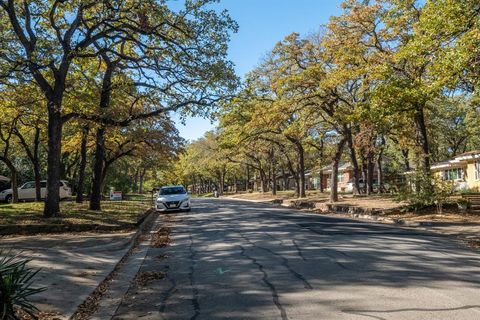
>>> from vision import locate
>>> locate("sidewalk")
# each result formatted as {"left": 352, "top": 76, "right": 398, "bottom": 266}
{"left": 0, "top": 232, "right": 136, "bottom": 319}
{"left": 0, "top": 209, "right": 157, "bottom": 320}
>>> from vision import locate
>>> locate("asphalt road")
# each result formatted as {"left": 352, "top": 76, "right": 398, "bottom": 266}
{"left": 113, "top": 198, "right": 480, "bottom": 320}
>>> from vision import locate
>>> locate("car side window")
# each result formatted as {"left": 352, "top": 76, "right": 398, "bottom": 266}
{"left": 40, "top": 182, "right": 47, "bottom": 188}
{"left": 22, "top": 182, "right": 35, "bottom": 189}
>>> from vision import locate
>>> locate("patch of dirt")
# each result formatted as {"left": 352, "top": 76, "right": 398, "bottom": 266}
{"left": 384, "top": 208, "right": 480, "bottom": 223}
{"left": 134, "top": 271, "right": 166, "bottom": 286}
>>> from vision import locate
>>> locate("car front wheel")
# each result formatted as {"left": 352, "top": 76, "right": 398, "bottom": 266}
{"left": 5, "top": 195, "right": 12, "bottom": 204}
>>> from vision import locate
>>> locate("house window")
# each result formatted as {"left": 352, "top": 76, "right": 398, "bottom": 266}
{"left": 338, "top": 172, "right": 344, "bottom": 182}
{"left": 475, "top": 162, "right": 480, "bottom": 181}
{"left": 443, "top": 168, "right": 464, "bottom": 181}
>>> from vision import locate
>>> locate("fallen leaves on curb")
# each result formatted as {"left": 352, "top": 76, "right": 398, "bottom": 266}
{"left": 151, "top": 227, "right": 171, "bottom": 248}
{"left": 69, "top": 210, "right": 157, "bottom": 320}
{"left": 134, "top": 271, "right": 166, "bottom": 286}
{"left": 16, "top": 309, "right": 63, "bottom": 320}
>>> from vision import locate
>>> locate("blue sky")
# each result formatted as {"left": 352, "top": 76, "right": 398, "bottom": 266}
{"left": 174, "top": 0, "right": 344, "bottom": 141}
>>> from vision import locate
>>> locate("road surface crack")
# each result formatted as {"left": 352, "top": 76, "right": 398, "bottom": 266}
{"left": 240, "top": 233, "right": 313, "bottom": 289}
{"left": 239, "top": 245, "right": 288, "bottom": 320}
{"left": 292, "top": 239, "right": 307, "bottom": 261}
{"left": 158, "top": 265, "right": 177, "bottom": 313}
{"left": 323, "top": 249, "right": 350, "bottom": 270}
{"left": 188, "top": 235, "right": 200, "bottom": 320}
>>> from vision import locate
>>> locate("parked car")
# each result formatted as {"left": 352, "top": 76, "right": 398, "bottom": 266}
{"left": 155, "top": 185, "right": 191, "bottom": 212}
{"left": 0, "top": 175, "right": 9, "bottom": 192}
{"left": 0, "top": 180, "right": 71, "bottom": 203}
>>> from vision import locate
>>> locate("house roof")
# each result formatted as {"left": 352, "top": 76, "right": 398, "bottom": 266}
{"left": 449, "top": 149, "right": 480, "bottom": 162}
{"left": 321, "top": 162, "right": 352, "bottom": 174}
{"left": 414, "top": 150, "right": 480, "bottom": 172}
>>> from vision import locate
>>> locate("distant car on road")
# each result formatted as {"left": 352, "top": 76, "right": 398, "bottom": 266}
{"left": 0, "top": 180, "right": 71, "bottom": 203}
{"left": 155, "top": 185, "right": 191, "bottom": 212}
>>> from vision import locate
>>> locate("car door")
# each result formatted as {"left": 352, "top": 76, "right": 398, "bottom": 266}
{"left": 18, "top": 182, "right": 35, "bottom": 200}
{"left": 40, "top": 181, "right": 47, "bottom": 199}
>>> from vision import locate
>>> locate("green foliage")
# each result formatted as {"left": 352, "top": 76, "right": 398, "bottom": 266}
{"left": 0, "top": 252, "right": 45, "bottom": 319}
{"left": 397, "top": 172, "right": 455, "bottom": 213}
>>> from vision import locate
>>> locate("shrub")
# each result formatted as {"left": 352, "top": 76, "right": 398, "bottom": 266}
{"left": 0, "top": 252, "right": 45, "bottom": 320}
{"left": 459, "top": 187, "right": 480, "bottom": 194}
{"left": 396, "top": 171, "right": 455, "bottom": 213}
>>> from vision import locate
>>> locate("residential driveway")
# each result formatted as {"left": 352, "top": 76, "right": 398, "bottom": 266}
{"left": 0, "top": 231, "right": 136, "bottom": 319}
{"left": 113, "top": 198, "right": 480, "bottom": 320}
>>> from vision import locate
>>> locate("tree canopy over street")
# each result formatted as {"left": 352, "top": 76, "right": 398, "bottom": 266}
{"left": 0, "top": 0, "right": 479, "bottom": 212}
{"left": 168, "top": 0, "right": 480, "bottom": 203}
{"left": 0, "top": 0, "right": 237, "bottom": 215}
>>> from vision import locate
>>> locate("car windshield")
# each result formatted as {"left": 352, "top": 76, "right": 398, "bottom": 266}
{"left": 160, "top": 187, "right": 186, "bottom": 195}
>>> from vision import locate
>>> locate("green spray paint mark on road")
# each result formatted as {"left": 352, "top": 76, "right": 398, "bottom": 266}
{"left": 216, "top": 267, "right": 230, "bottom": 275}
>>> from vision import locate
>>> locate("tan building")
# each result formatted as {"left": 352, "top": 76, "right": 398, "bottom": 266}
{"left": 429, "top": 150, "right": 480, "bottom": 191}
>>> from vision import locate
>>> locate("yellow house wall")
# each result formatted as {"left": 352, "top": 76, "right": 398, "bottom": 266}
{"left": 465, "top": 160, "right": 480, "bottom": 191}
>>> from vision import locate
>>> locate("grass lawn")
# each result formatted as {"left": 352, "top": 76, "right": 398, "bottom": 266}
{"left": 0, "top": 200, "right": 152, "bottom": 226}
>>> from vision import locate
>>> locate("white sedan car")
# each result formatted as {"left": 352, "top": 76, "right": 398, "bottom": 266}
{"left": 0, "top": 180, "right": 72, "bottom": 203}
{"left": 155, "top": 185, "right": 191, "bottom": 212}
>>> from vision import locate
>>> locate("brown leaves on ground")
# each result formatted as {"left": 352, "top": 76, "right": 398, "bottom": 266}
{"left": 151, "top": 227, "right": 171, "bottom": 248}
{"left": 462, "top": 238, "right": 480, "bottom": 249}
{"left": 134, "top": 271, "right": 166, "bottom": 286}
{"left": 15, "top": 309, "right": 63, "bottom": 320}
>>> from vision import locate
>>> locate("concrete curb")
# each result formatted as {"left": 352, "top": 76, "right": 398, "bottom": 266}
{"left": 88, "top": 212, "right": 162, "bottom": 320}
{"left": 69, "top": 209, "right": 158, "bottom": 320}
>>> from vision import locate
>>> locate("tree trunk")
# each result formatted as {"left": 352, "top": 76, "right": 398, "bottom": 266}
{"left": 259, "top": 169, "right": 267, "bottom": 193}
{"left": 297, "top": 143, "right": 306, "bottom": 198}
{"left": 270, "top": 150, "right": 277, "bottom": 195}
{"left": 33, "top": 161, "right": 41, "bottom": 202}
{"left": 139, "top": 168, "right": 146, "bottom": 194}
{"left": 319, "top": 169, "right": 324, "bottom": 193}
{"left": 377, "top": 136, "right": 385, "bottom": 193}
{"left": 294, "top": 170, "right": 300, "bottom": 197}
{"left": 366, "top": 156, "right": 374, "bottom": 195}
{"left": 361, "top": 159, "right": 368, "bottom": 194}
{"left": 0, "top": 157, "right": 18, "bottom": 203}
{"left": 345, "top": 126, "right": 361, "bottom": 195}
{"left": 271, "top": 163, "right": 277, "bottom": 196}
{"left": 330, "top": 138, "right": 346, "bottom": 203}
{"left": 76, "top": 125, "right": 89, "bottom": 203}
{"left": 31, "top": 127, "right": 42, "bottom": 201}
{"left": 133, "top": 169, "right": 139, "bottom": 193}
{"left": 90, "top": 127, "right": 105, "bottom": 210}
{"left": 89, "top": 61, "right": 115, "bottom": 211}
{"left": 44, "top": 105, "right": 63, "bottom": 217}
{"left": 402, "top": 149, "right": 411, "bottom": 171}
{"left": 414, "top": 106, "right": 431, "bottom": 174}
